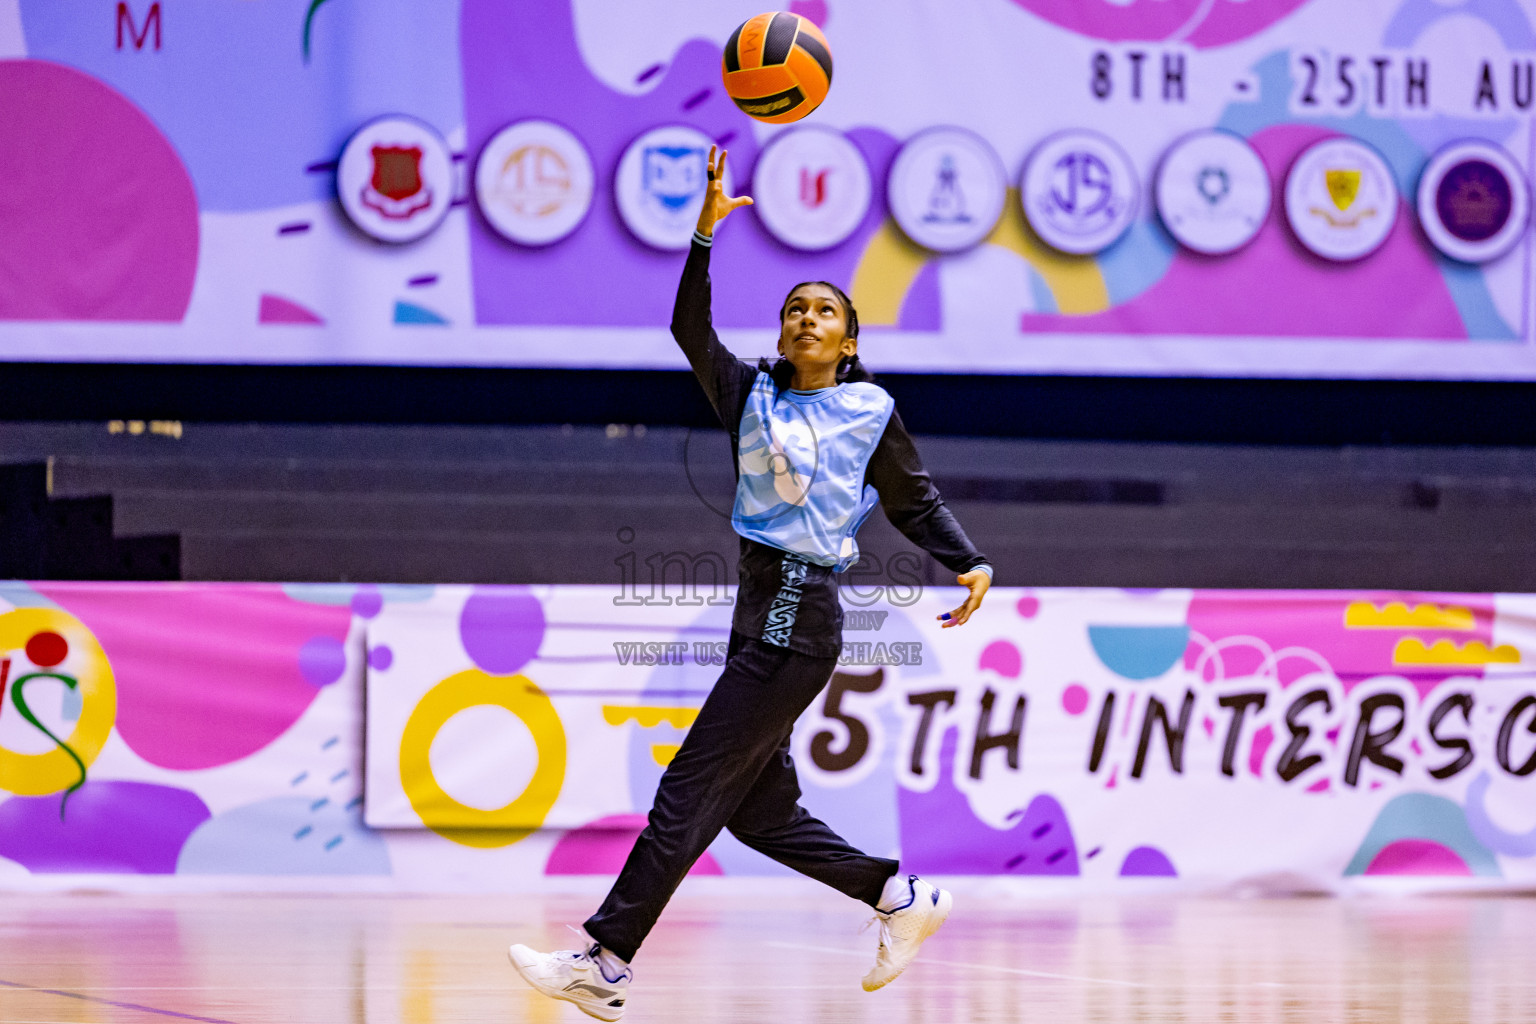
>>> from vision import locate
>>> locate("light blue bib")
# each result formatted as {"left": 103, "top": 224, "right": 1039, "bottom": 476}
{"left": 731, "top": 373, "right": 895, "bottom": 570}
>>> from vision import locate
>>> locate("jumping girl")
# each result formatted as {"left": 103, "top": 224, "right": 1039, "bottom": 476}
{"left": 509, "top": 148, "right": 993, "bottom": 1021}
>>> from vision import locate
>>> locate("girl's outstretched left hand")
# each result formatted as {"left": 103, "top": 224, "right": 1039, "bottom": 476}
{"left": 938, "top": 569, "right": 990, "bottom": 628}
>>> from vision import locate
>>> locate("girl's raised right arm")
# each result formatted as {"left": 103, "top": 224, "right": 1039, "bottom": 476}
{"left": 670, "top": 148, "right": 756, "bottom": 427}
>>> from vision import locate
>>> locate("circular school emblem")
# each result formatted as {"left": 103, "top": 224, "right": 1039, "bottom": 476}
{"left": 887, "top": 127, "right": 1007, "bottom": 253}
{"left": 1021, "top": 129, "right": 1140, "bottom": 256}
{"left": 475, "top": 120, "right": 595, "bottom": 246}
{"left": 1284, "top": 137, "right": 1398, "bottom": 262}
{"left": 1155, "top": 129, "right": 1271, "bottom": 255}
{"left": 1417, "top": 140, "right": 1529, "bottom": 264}
{"left": 752, "top": 126, "right": 872, "bottom": 252}
{"left": 615, "top": 126, "right": 729, "bottom": 251}
{"left": 337, "top": 116, "right": 455, "bottom": 244}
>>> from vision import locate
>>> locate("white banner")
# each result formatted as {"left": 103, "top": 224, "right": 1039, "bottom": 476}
{"left": 363, "top": 585, "right": 1536, "bottom": 888}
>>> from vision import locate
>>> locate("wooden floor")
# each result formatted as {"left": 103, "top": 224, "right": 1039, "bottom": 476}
{"left": 0, "top": 888, "right": 1533, "bottom": 1023}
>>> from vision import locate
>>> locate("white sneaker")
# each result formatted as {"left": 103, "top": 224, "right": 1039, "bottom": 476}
{"left": 508, "top": 942, "right": 631, "bottom": 1022}
{"left": 861, "top": 875, "right": 952, "bottom": 991}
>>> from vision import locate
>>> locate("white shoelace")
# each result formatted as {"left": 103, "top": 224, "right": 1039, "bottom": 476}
{"left": 861, "top": 912, "right": 893, "bottom": 955}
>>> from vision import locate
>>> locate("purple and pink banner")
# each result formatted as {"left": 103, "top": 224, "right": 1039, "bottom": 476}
{"left": 2, "top": 0, "right": 1535, "bottom": 379}
{"left": 0, "top": 580, "right": 1532, "bottom": 891}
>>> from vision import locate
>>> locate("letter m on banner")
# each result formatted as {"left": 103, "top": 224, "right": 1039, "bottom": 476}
{"left": 116, "top": 2, "right": 162, "bottom": 51}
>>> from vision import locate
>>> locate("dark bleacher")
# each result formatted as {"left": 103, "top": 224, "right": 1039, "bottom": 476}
{"left": 1, "top": 421, "right": 1533, "bottom": 590}
{"left": 0, "top": 461, "right": 178, "bottom": 580}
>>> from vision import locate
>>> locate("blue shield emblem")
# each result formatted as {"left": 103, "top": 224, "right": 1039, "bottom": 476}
{"left": 643, "top": 146, "right": 706, "bottom": 212}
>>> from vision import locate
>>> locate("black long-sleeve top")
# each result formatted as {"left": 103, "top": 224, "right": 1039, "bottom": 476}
{"left": 671, "top": 236, "right": 990, "bottom": 657}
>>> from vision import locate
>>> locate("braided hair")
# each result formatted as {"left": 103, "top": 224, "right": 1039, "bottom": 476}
{"left": 763, "top": 281, "right": 871, "bottom": 390}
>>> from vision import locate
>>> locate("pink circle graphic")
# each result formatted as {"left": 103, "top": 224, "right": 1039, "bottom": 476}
{"left": 0, "top": 61, "right": 198, "bottom": 321}
{"left": 1006, "top": 0, "right": 1314, "bottom": 48}
{"left": 33, "top": 583, "right": 352, "bottom": 770}
{"left": 1364, "top": 839, "right": 1472, "bottom": 877}
{"left": 978, "top": 639, "right": 1023, "bottom": 678}
{"left": 1062, "top": 684, "right": 1090, "bottom": 716}
{"left": 546, "top": 814, "right": 723, "bottom": 875}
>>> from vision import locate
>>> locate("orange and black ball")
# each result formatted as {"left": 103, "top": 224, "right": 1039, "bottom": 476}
{"left": 721, "top": 12, "right": 833, "bottom": 124}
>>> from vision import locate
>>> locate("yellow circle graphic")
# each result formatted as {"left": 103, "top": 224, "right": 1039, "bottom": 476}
{"left": 0, "top": 606, "right": 117, "bottom": 796}
{"left": 398, "top": 670, "right": 565, "bottom": 849}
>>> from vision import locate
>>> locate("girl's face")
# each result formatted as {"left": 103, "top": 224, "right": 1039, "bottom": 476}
{"left": 778, "top": 284, "right": 856, "bottom": 370}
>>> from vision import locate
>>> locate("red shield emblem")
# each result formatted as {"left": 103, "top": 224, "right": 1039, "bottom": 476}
{"left": 362, "top": 144, "right": 434, "bottom": 221}
{"left": 371, "top": 146, "right": 424, "bottom": 201}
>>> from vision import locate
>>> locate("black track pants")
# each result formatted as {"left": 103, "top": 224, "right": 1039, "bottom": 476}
{"left": 583, "top": 630, "right": 899, "bottom": 962}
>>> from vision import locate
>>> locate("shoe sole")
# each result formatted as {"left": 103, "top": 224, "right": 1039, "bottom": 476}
{"left": 862, "top": 887, "right": 953, "bottom": 992}
{"left": 508, "top": 946, "right": 625, "bottom": 1022}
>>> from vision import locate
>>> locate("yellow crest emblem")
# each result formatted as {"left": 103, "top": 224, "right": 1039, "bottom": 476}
{"left": 1325, "top": 169, "right": 1361, "bottom": 211}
